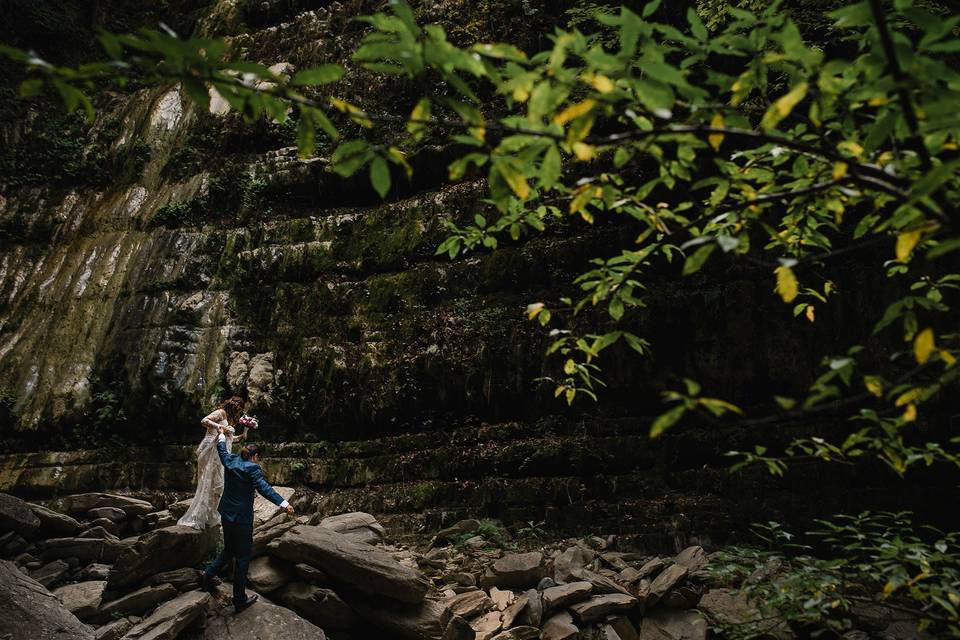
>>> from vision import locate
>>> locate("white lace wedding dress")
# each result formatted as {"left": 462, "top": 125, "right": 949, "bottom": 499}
{"left": 177, "top": 408, "right": 235, "bottom": 530}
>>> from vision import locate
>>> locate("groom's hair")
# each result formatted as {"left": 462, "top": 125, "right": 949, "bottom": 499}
{"left": 240, "top": 444, "right": 260, "bottom": 461}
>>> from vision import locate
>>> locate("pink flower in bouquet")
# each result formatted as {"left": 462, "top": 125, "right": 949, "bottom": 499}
{"left": 238, "top": 414, "right": 259, "bottom": 430}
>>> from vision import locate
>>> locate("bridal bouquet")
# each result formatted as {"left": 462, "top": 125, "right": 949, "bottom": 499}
{"left": 238, "top": 414, "right": 259, "bottom": 430}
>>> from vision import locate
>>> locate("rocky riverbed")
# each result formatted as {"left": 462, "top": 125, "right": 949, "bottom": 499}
{"left": 1, "top": 489, "right": 924, "bottom": 640}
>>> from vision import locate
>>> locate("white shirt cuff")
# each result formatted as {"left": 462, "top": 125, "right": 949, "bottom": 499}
{"left": 218, "top": 433, "right": 226, "bottom": 443}
{"left": 280, "top": 500, "right": 289, "bottom": 508}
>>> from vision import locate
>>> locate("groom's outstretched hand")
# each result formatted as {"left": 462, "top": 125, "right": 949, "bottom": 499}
{"left": 286, "top": 505, "right": 295, "bottom": 515}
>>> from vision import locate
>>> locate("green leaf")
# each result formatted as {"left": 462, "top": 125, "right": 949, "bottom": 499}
{"left": 761, "top": 82, "right": 808, "bottom": 130}
{"left": 650, "top": 405, "right": 686, "bottom": 438}
{"left": 687, "top": 7, "right": 707, "bottom": 41}
{"left": 370, "top": 156, "right": 391, "bottom": 198}
{"left": 291, "top": 64, "right": 345, "bottom": 85}
{"left": 539, "top": 144, "right": 562, "bottom": 189}
{"left": 682, "top": 244, "right": 715, "bottom": 275}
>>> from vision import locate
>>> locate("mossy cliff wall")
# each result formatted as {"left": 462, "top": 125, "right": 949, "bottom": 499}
{"left": 0, "top": 0, "right": 950, "bottom": 538}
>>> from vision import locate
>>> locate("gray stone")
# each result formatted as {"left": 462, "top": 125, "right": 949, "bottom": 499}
{"left": 471, "top": 610, "right": 502, "bottom": 640}
{"left": 673, "top": 547, "right": 707, "bottom": 573}
{"left": 87, "top": 507, "right": 127, "bottom": 523}
{"left": 319, "top": 511, "right": 385, "bottom": 545}
{"left": 247, "top": 556, "right": 294, "bottom": 594}
{"left": 274, "top": 582, "right": 358, "bottom": 630}
{"left": 502, "top": 594, "right": 528, "bottom": 628}
{"left": 542, "top": 581, "right": 593, "bottom": 610}
{"left": 648, "top": 564, "right": 688, "bottom": 605}
{"left": 0, "top": 559, "right": 93, "bottom": 639}
{"left": 55, "top": 494, "right": 154, "bottom": 517}
{"left": 252, "top": 516, "right": 298, "bottom": 556}
{"left": 637, "top": 558, "right": 666, "bottom": 579}
{"left": 31, "top": 559, "right": 71, "bottom": 587}
{"left": 79, "top": 525, "right": 119, "bottom": 540}
{"left": 267, "top": 525, "right": 429, "bottom": 603}
{"left": 520, "top": 589, "right": 542, "bottom": 626}
{"left": 553, "top": 545, "right": 596, "bottom": 582}
{"left": 446, "top": 589, "right": 494, "bottom": 618}
{"left": 252, "top": 487, "right": 295, "bottom": 527}
{"left": 166, "top": 500, "right": 191, "bottom": 519}
{"left": 121, "top": 590, "right": 209, "bottom": 639}
{"left": 30, "top": 503, "right": 82, "bottom": 536}
{"left": 488, "top": 552, "right": 546, "bottom": 589}
{"left": 541, "top": 611, "right": 579, "bottom": 640}
{"left": 145, "top": 568, "right": 201, "bottom": 591}
{"left": 81, "top": 564, "right": 113, "bottom": 581}
{"left": 294, "top": 563, "right": 327, "bottom": 583}
{"left": 95, "top": 618, "right": 134, "bottom": 640}
{"left": 350, "top": 597, "right": 457, "bottom": 640}
{"left": 141, "top": 511, "right": 176, "bottom": 530}
{"left": 567, "top": 567, "right": 632, "bottom": 596}
{"left": 96, "top": 584, "right": 178, "bottom": 622}
{"left": 569, "top": 594, "right": 638, "bottom": 624}
{"left": 203, "top": 594, "right": 327, "bottom": 639}
{"left": 490, "top": 627, "right": 539, "bottom": 640}
{"left": 107, "top": 525, "right": 218, "bottom": 589}
{"left": 537, "top": 577, "right": 556, "bottom": 590}
{"left": 607, "top": 615, "right": 640, "bottom": 640}
{"left": 639, "top": 610, "right": 707, "bottom": 640}
{"left": 0, "top": 492, "right": 41, "bottom": 536}
{"left": 698, "top": 588, "right": 792, "bottom": 640}
{"left": 54, "top": 580, "right": 107, "bottom": 621}
{"left": 43, "top": 537, "right": 129, "bottom": 563}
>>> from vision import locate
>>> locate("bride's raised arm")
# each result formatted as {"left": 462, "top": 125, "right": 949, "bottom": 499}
{"left": 201, "top": 408, "right": 226, "bottom": 431}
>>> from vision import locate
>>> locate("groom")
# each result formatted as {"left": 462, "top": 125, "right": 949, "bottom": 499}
{"left": 201, "top": 426, "right": 294, "bottom": 612}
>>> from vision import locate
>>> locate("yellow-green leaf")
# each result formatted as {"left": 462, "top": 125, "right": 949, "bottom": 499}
{"left": 496, "top": 160, "right": 531, "bottom": 200}
{"left": 864, "top": 375, "right": 883, "bottom": 398}
{"left": 650, "top": 405, "right": 686, "bottom": 439}
{"left": 761, "top": 82, "right": 808, "bottom": 130}
{"left": 775, "top": 265, "right": 799, "bottom": 303}
{"left": 554, "top": 99, "right": 596, "bottom": 125}
{"left": 914, "top": 328, "right": 935, "bottom": 364}
{"left": 896, "top": 229, "right": 922, "bottom": 262}
{"left": 708, "top": 113, "right": 724, "bottom": 151}
{"left": 526, "top": 302, "right": 544, "bottom": 319}
{"left": 832, "top": 161, "right": 848, "bottom": 180}
{"left": 572, "top": 142, "right": 595, "bottom": 161}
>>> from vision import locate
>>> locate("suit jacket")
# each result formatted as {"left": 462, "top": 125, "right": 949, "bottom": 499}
{"left": 215, "top": 438, "right": 285, "bottom": 525}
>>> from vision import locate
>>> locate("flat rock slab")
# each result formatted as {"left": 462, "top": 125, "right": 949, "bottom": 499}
{"left": 96, "top": 583, "right": 177, "bottom": 622}
{"left": 146, "top": 568, "right": 201, "bottom": 591}
{"left": 319, "top": 511, "right": 385, "bottom": 545}
{"left": 204, "top": 596, "right": 326, "bottom": 639}
{"left": 489, "top": 552, "right": 546, "bottom": 589}
{"left": 30, "top": 502, "right": 82, "bottom": 536}
{"left": 88, "top": 507, "right": 127, "bottom": 523}
{"left": 95, "top": 618, "right": 133, "bottom": 640}
{"left": 542, "top": 581, "right": 593, "bottom": 610}
{"left": 247, "top": 556, "right": 295, "bottom": 594}
{"left": 649, "top": 564, "right": 688, "bottom": 604}
{"left": 350, "top": 596, "right": 455, "bottom": 640}
{"left": 274, "top": 582, "right": 359, "bottom": 630}
{"left": 55, "top": 580, "right": 107, "bottom": 621}
{"left": 569, "top": 593, "right": 638, "bottom": 623}
{"left": 446, "top": 589, "right": 494, "bottom": 618}
{"left": 673, "top": 547, "right": 707, "bottom": 572}
{"left": 31, "top": 559, "right": 70, "bottom": 588}
{"left": 541, "top": 611, "right": 579, "bottom": 640}
{"left": 470, "top": 610, "right": 502, "bottom": 640}
{"left": 56, "top": 494, "right": 155, "bottom": 517}
{"left": 640, "top": 609, "right": 707, "bottom": 640}
{"left": 108, "top": 525, "right": 218, "bottom": 590}
{"left": 553, "top": 545, "right": 596, "bottom": 583}
{"left": 121, "top": 589, "right": 209, "bottom": 639}
{"left": 267, "top": 525, "right": 429, "bottom": 603}
{"left": 0, "top": 559, "right": 93, "bottom": 640}
{"left": 490, "top": 627, "right": 539, "bottom": 640}
{"left": 698, "top": 588, "right": 792, "bottom": 640}
{"left": 44, "top": 537, "right": 130, "bottom": 563}
{"left": 501, "top": 593, "right": 528, "bottom": 629}
{"left": 0, "top": 492, "right": 41, "bottom": 536}
{"left": 253, "top": 487, "right": 295, "bottom": 527}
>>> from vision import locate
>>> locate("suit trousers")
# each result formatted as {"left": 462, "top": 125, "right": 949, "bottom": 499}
{"left": 204, "top": 520, "right": 253, "bottom": 605}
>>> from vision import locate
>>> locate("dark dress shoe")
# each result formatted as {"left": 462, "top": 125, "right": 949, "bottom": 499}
{"left": 234, "top": 594, "right": 258, "bottom": 613}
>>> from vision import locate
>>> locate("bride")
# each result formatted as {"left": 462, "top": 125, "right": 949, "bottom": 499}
{"left": 178, "top": 395, "right": 251, "bottom": 530}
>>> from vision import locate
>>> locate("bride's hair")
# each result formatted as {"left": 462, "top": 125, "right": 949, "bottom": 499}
{"left": 219, "top": 395, "right": 245, "bottom": 426}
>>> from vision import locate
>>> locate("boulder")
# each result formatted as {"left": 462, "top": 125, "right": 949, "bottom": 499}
{"left": 0, "top": 492, "right": 41, "bottom": 536}
{"left": 55, "top": 494, "right": 154, "bottom": 517}
{"left": 108, "top": 525, "right": 218, "bottom": 589}
{"left": 274, "top": 582, "right": 359, "bottom": 630}
{"left": 446, "top": 590, "right": 494, "bottom": 618}
{"left": 520, "top": 589, "right": 542, "bottom": 626}
{"left": 648, "top": 565, "right": 688, "bottom": 605}
{"left": 319, "top": 512, "right": 385, "bottom": 545}
{"left": 267, "top": 525, "right": 429, "bottom": 603}
{"left": 203, "top": 595, "right": 327, "bottom": 639}
{"left": 87, "top": 507, "right": 127, "bottom": 524}
{"left": 43, "top": 537, "right": 129, "bottom": 563}
{"left": 542, "top": 581, "right": 593, "bottom": 610}
{"left": 553, "top": 545, "right": 596, "bottom": 582}
{"left": 428, "top": 519, "right": 480, "bottom": 549}
{"left": 146, "top": 568, "right": 201, "bottom": 591}
{"left": 30, "top": 503, "right": 82, "bottom": 536}
{"left": 253, "top": 487, "right": 295, "bottom": 527}
{"left": 31, "top": 559, "right": 71, "bottom": 588}
{"left": 489, "top": 586, "right": 512, "bottom": 610}
{"left": 541, "top": 611, "right": 579, "bottom": 640}
{"left": 81, "top": 564, "right": 113, "bottom": 581}
{"left": 121, "top": 590, "right": 209, "bottom": 639}
{"left": 94, "top": 618, "right": 133, "bottom": 640}
{"left": 487, "top": 552, "right": 546, "bottom": 589}
{"left": 569, "top": 594, "right": 638, "bottom": 624}
{"left": 698, "top": 588, "right": 792, "bottom": 640}
{"left": 673, "top": 547, "right": 707, "bottom": 573}
{"left": 490, "top": 628, "right": 539, "bottom": 640}
{"left": 567, "top": 567, "right": 632, "bottom": 596}
{"left": 639, "top": 609, "right": 707, "bottom": 640}
{"left": 470, "top": 611, "right": 502, "bottom": 640}
{"left": 54, "top": 581, "right": 107, "bottom": 621}
{"left": 252, "top": 516, "right": 298, "bottom": 556}
{"left": 294, "top": 563, "right": 328, "bottom": 583}
{"left": 141, "top": 511, "right": 176, "bottom": 530}
{"left": 79, "top": 525, "right": 119, "bottom": 540}
{"left": 607, "top": 615, "right": 640, "bottom": 640}
{"left": 349, "top": 597, "right": 462, "bottom": 640}
{"left": 167, "top": 499, "right": 191, "bottom": 519}
{"left": 636, "top": 558, "right": 666, "bottom": 579}
{"left": 501, "top": 594, "right": 528, "bottom": 629}
{"left": 247, "top": 556, "right": 294, "bottom": 594}
{"left": 0, "top": 560, "right": 93, "bottom": 639}
{"left": 95, "top": 584, "right": 178, "bottom": 621}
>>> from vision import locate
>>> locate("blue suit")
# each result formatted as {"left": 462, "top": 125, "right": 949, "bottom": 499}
{"left": 203, "top": 438, "right": 286, "bottom": 606}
